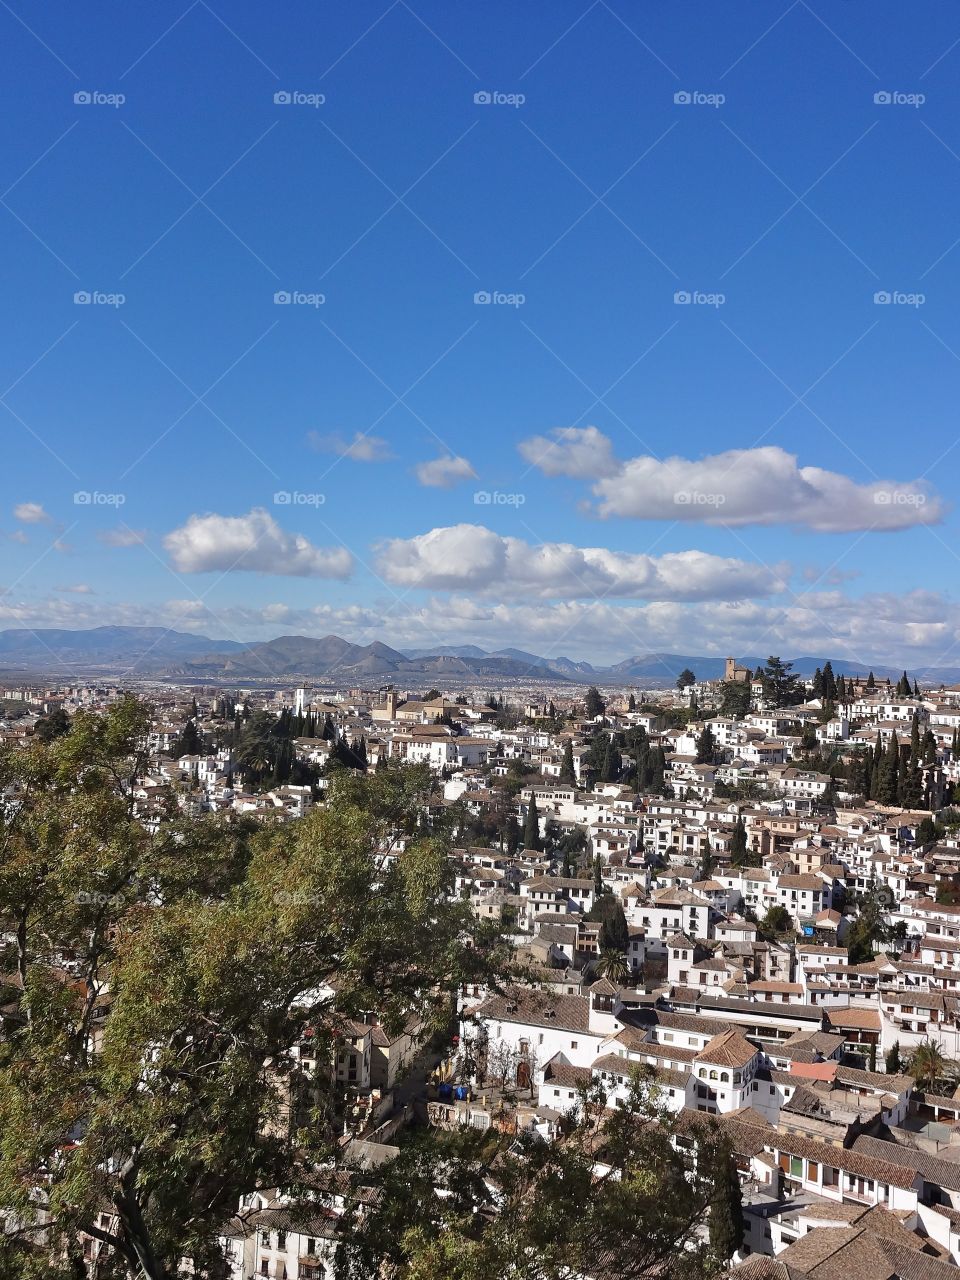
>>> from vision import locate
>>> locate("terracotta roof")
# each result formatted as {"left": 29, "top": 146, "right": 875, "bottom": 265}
{"left": 475, "top": 988, "right": 591, "bottom": 1035}
{"left": 694, "top": 1028, "right": 758, "bottom": 1069}
{"left": 823, "top": 1005, "right": 881, "bottom": 1031}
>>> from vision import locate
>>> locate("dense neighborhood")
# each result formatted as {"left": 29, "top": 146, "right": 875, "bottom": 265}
{"left": 8, "top": 655, "right": 960, "bottom": 1278}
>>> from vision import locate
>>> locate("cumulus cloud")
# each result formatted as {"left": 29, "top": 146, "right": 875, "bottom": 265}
{"left": 8, "top": 530, "right": 28, "bottom": 545}
{"left": 55, "top": 584, "right": 94, "bottom": 594}
{"left": 307, "top": 430, "right": 392, "bottom": 462}
{"left": 98, "top": 527, "right": 147, "bottom": 547}
{"left": 591, "top": 442, "right": 943, "bottom": 531}
{"left": 375, "top": 524, "right": 785, "bottom": 601}
{"left": 13, "top": 502, "right": 51, "bottom": 524}
{"left": 163, "top": 508, "right": 353, "bottom": 578}
{"left": 517, "top": 426, "right": 618, "bottom": 478}
{"left": 413, "top": 454, "right": 476, "bottom": 488}
{"left": 519, "top": 431, "right": 943, "bottom": 531}
{"left": 3, "top": 583, "right": 960, "bottom": 669}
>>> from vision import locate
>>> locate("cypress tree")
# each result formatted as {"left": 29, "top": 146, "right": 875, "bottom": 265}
{"left": 730, "top": 816, "right": 748, "bottom": 865}
{"left": 709, "top": 1143, "right": 745, "bottom": 1263}
{"left": 559, "top": 740, "right": 576, "bottom": 785}
{"left": 524, "top": 796, "right": 542, "bottom": 851}
{"left": 822, "top": 660, "right": 836, "bottom": 700}
{"left": 878, "top": 731, "right": 900, "bottom": 804}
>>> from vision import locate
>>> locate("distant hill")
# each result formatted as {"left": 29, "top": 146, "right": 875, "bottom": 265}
{"left": 1, "top": 626, "right": 958, "bottom": 687}
{"left": 0, "top": 626, "right": 244, "bottom": 672}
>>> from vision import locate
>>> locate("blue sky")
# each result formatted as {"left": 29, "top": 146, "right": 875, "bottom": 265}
{"left": 3, "top": 1, "right": 960, "bottom": 667}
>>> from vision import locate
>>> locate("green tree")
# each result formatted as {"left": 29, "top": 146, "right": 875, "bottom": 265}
{"left": 877, "top": 730, "right": 900, "bottom": 805}
{"left": 707, "top": 1139, "right": 745, "bottom": 1263}
{"left": 676, "top": 668, "right": 695, "bottom": 690}
{"left": 695, "top": 725, "right": 716, "bottom": 764}
{"left": 594, "top": 949, "right": 630, "bottom": 984}
{"left": 0, "top": 706, "right": 496, "bottom": 1280}
{"left": 33, "top": 705, "right": 71, "bottom": 743}
{"left": 341, "top": 1078, "right": 740, "bottom": 1280}
{"left": 559, "top": 739, "right": 576, "bottom": 785}
{"left": 523, "top": 795, "right": 542, "bottom": 851}
{"left": 730, "top": 816, "right": 748, "bottom": 865}
{"left": 587, "top": 893, "right": 630, "bottom": 952}
{"left": 885, "top": 1041, "right": 903, "bottom": 1075}
{"left": 172, "top": 718, "right": 202, "bottom": 757}
{"left": 821, "top": 660, "right": 837, "bottom": 700}
{"left": 760, "top": 656, "right": 803, "bottom": 708}
{"left": 584, "top": 686, "right": 606, "bottom": 719}
{"left": 719, "top": 681, "right": 751, "bottom": 719}
{"left": 758, "top": 905, "right": 792, "bottom": 939}
{"left": 908, "top": 1039, "right": 954, "bottom": 1092}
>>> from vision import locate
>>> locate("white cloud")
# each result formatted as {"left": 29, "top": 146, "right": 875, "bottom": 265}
{"left": 413, "top": 455, "right": 476, "bottom": 488}
{"left": 3, "top": 585, "right": 960, "bottom": 670}
{"left": 517, "top": 426, "right": 618, "bottom": 478}
{"left": 589, "top": 442, "right": 943, "bottom": 531}
{"left": 8, "top": 530, "right": 28, "bottom": 545}
{"left": 375, "top": 524, "right": 786, "bottom": 601}
{"left": 518, "top": 432, "right": 943, "bottom": 531}
{"left": 13, "top": 502, "right": 51, "bottom": 524}
{"left": 163, "top": 508, "right": 353, "bottom": 578}
{"left": 98, "top": 527, "right": 147, "bottom": 547}
{"left": 55, "top": 584, "right": 94, "bottom": 594}
{"left": 307, "top": 430, "right": 392, "bottom": 462}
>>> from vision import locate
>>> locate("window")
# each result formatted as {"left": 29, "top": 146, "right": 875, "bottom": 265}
{"left": 570, "top": 1040, "right": 578, "bottom": 1050}
{"left": 277, "top": 1230, "right": 286, "bottom": 1250}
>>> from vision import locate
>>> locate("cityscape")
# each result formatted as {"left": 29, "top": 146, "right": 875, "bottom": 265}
{"left": 4, "top": 3, "right": 960, "bottom": 1280}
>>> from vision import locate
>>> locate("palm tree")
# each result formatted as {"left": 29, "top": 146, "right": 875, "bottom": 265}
{"left": 594, "top": 949, "right": 629, "bottom": 985}
{"left": 909, "top": 1039, "right": 952, "bottom": 1091}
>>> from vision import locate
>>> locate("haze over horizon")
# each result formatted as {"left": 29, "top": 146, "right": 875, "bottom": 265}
{"left": 4, "top": 3, "right": 960, "bottom": 668}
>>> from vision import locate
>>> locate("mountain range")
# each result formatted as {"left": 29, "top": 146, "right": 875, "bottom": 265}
{"left": 0, "top": 626, "right": 957, "bottom": 687}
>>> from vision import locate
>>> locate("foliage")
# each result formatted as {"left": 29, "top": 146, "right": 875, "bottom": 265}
{"left": 719, "top": 681, "right": 750, "bottom": 719}
{"left": 586, "top": 894, "right": 629, "bottom": 952}
{"left": 758, "top": 905, "right": 793, "bottom": 940}
{"left": 758, "top": 656, "right": 803, "bottom": 709}
{"left": 583, "top": 687, "right": 606, "bottom": 719}
{"left": 338, "top": 1075, "right": 737, "bottom": 1280}
{"left": 0, "top": 703, "right": 498, "bottom": 1280}
{"left": 908, "top": 1039, "right": 959, "bottom": 1093}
